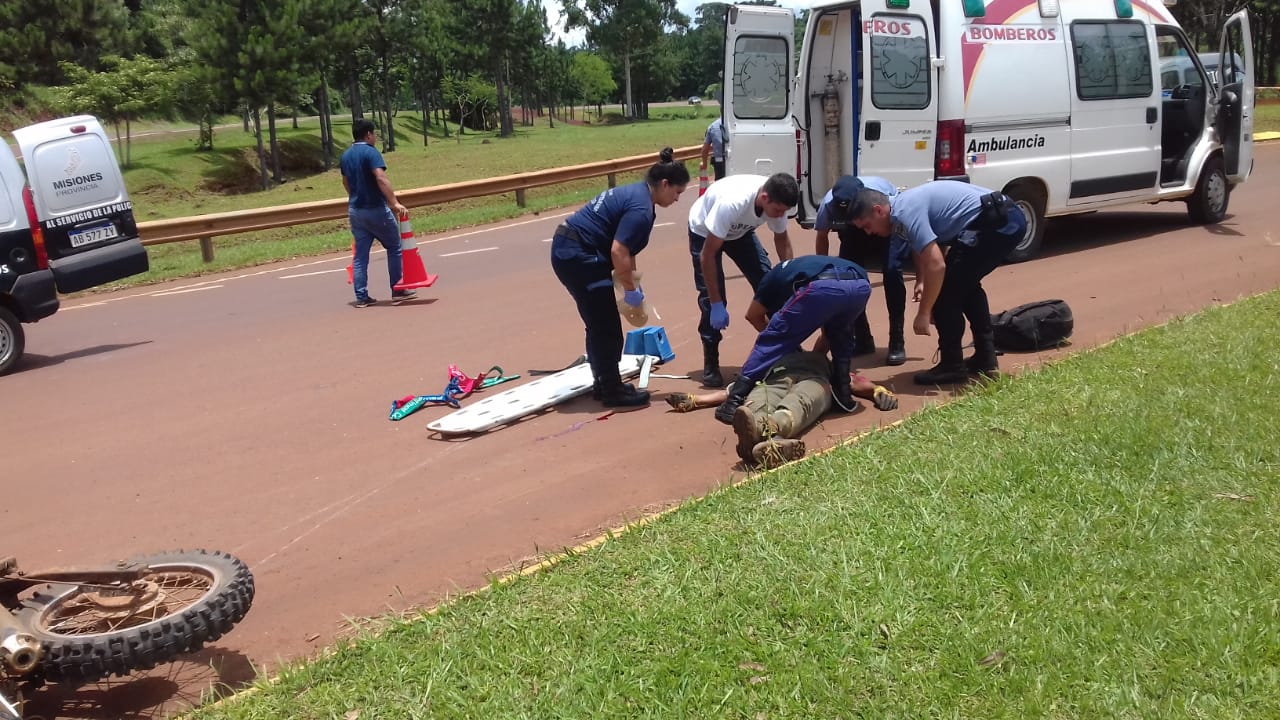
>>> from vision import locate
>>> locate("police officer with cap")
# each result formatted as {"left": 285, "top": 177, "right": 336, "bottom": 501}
{"left": 814, "top": 175, "right": 911, "bottom": 365}
{"left": 714, "top": 255, "right": 872, "bottom": 424}
{"left": 848, "top": 180, "right": 1025, "bottom": 385}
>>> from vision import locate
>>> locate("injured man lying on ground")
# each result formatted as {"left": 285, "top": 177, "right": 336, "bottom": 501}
{"left": 665, "top": 349, "right": 898, "bottom": 468}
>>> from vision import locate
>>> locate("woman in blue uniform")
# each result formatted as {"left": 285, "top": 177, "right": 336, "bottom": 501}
{"left": 551, "top": 148, "right": 690, "bottom": 407}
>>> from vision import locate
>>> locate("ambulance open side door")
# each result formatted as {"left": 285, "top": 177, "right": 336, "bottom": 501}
{"left": 1218, "top": 10, "right": 1254, "bottom": 182}
{"left": 724, "top": 5, "right": 796, "bottom": 177}
{"left": 855, "top": 6, "right": 938, "bottom": 188}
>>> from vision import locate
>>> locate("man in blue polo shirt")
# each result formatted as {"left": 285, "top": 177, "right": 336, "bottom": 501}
{"left": 340, "top": 118, "right": 413, "bottom": 308}
{"left": 849, "top": 180, "right": 1025, "bottom": 384}
{"left": 714, "top": 255, "right": 872, "bottom": 424}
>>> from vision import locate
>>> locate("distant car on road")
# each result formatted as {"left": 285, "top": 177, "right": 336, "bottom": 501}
{"left": 688, "top": 96, "right": 702, "bottom": 105}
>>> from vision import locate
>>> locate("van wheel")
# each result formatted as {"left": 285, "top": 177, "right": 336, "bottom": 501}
{"left": 1003, "top": 183, "right": 1047, "bottom": 263}
{"left": 0, "top": 306, "right": 24, "bottom": 376}
{"left": 1187, "top": 157, "right": 1229, "bottom": 224}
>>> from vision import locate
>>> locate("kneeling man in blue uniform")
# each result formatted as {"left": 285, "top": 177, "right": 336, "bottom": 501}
{"left": 714, "top": 255, "right": 873, "bottom": 424}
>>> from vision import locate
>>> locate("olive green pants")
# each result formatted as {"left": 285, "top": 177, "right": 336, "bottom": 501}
{"left": 743, "top": 351, "right": 832, "bottom": 438}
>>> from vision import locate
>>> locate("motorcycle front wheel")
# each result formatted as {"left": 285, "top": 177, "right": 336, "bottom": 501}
{"left": 18, "top": 549, "right": 255, "bottom": 684}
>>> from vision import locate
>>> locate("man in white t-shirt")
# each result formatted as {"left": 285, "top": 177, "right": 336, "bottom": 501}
{"left": 687, "top": 172, "right": 799, "bottom": 387}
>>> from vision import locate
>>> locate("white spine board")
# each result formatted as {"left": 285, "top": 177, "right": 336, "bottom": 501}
{"left": 427, "top": 354, "right": 658, "bottom": 436}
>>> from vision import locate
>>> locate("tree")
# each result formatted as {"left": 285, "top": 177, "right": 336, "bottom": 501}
{"left": 572, "top": 51, "right": 616, "bottom": 119}
{"left": 563, "top": 0, "right": 687, "bottom": 119}
{"left": 0, "top": 0, "right": 130, "bottom": 89}
{"left": 55, "top": 55, "right": 170, "bottom": 166}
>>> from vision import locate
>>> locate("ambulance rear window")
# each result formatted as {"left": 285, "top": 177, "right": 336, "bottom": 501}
{"left": 732, "top": 35, "right": 791, "bottom": 120}
{"left": 29, "top": 134, "right": 124, "bottom": 214}
{"left": 868, "top": 14, "right": 931, "bottom": 110}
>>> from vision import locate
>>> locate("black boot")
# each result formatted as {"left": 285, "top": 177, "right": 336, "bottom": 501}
{"left": 830, "top": 357, "right": 858, "bottom": 412}
{"left": 714, "top": 375, "right": 755, "bottom": 424}
{"left": 702, "top": 342, "right": 723, "bottom": 388}
{"left": 598, "top": 381, "right": 650, "bottom": 407}
{"left": 592, "top": 381, "right": 634, "bottom": 400}
{"left": 965, "top": 331, "right": 1000, "bottom": 377}
{"left": 886, "top": 330, "right": 907, "bottom": 366}
{"left": 913, "top": 347, "right": 969, "bottom": 385}
{"left": 852, "top": 313, "right": 876, "bottom": 356}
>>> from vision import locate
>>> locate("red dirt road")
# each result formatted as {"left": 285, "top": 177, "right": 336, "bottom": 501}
{"left": 6, "top": 145, "right": 1280, "bottom": 718}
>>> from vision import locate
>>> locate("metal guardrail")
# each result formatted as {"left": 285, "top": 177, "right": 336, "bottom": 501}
{"left": 136, "top": 145, "right": 703, "bottom": 261}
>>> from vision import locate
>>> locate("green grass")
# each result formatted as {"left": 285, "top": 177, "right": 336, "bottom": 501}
{"left": 105, "top": 107, "right": 719, "bottom": 290}
{"left": 194, "top": 292, "right": 1280, "bottom": 719}
{"left": 1255, "top": 101, "right": 1280, "bottom": 133}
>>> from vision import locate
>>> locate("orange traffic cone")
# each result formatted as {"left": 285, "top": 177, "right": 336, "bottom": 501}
{"left": 345, "top": 241, "right": 355, "bottom": 284}
{"left": 394, "top": 212, "right": 437, "bottom": 291}
{"left": 698, "top": 167, "right": 710, "bottom": 197}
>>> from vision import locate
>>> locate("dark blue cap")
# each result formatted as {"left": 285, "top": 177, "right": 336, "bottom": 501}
{"left": 830, "top": 175, "right": 864, "bottom": 220}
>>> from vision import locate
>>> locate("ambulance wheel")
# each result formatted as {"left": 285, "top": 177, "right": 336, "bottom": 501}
{"left": 1003, "top": 183, "right": 1046, "bottom": 263}
{"left": 0, "top": 306, "right": 24, "bottom": 376}
{"left": 1187, "top": 157, "right": 1229, "bottom": 224}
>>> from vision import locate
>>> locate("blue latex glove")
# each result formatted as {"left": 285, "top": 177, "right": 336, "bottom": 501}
{"left": 710, "top": 302, "right": 730, "bottom": 330}
{"left": 623, "top": 287, "right": 645, "bottom": 308}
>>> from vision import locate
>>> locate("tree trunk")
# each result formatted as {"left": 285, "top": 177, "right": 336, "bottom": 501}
{"left": 253, "top": 108, "right": 269, "bottom": 192}
{"left": 623, "top": 50, "right": 634, "bottom": 119}
{"left": 383, "top": 68, "right": 396, "bottom": 152}
{"left": 125, "top": 115, "right": 132, "bottom": 167}
{"left": 268, "top": 103, "right": 282, "bottom": 184}
{"left": 292, "top": 107, "right": 299, "bottom": 130}
{"left": 113, "top": 121, "right": 123, "bottom": 164}
{"left": 319, "top": 76, "right": 333, "bottom": 169}
{"left": 242, "top": 109, "right": 250, "bottom": 133}
{"left": 496, "top": 60, "right": 513, "bottom": 137}
{"left": 349, "top": 68, "right": 363, "bottom": 118}
{"left": 198, "top": 112, "right": 213, "bottom": 151}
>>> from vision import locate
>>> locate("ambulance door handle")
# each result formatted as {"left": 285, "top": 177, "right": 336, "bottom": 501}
{"left": 864, "top": 121, "right": 881, "bottom": 141}
{"left": 1146, "top": 107, "right": 1158, "bottom": 124}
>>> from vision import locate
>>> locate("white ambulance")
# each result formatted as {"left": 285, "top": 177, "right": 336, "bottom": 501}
{"left": 723, "top": 0, "right": 1255, "bottom": 261}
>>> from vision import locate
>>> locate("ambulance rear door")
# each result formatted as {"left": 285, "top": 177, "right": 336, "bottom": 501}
{"left": 723, "top": 5, "right": 797, "bottom": 177}
{"left": 856, "top": 3, "right": 938, "bottom": 187}
{"left": 1218, "top": 10, "right": 1254, "bottom": 182}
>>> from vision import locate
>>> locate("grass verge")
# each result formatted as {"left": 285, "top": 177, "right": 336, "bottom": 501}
{"left": 193, "top": 292, "right": 1280, "bottom": 719}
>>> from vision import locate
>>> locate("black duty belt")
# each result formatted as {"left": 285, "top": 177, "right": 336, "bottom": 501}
{"left": 555, "top": 224, "right": 582, "bottom": 242}
{"left": 812, "top": 268, "right": 863, "bottom": 282}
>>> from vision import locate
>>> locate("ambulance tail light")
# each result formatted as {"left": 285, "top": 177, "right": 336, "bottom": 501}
{"left": 21, "top": 186, "right": 49, "bottom": 269}
{"left": 935, "top": 119, "right": 966, "bottom": 177}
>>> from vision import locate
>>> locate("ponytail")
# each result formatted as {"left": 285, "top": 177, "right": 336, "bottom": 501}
{"left": 646, "top": 146, "right": 691, "bottom": 187}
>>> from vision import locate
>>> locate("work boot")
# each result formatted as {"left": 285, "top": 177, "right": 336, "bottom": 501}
{"left": 831, "top": 358, "right": 858, "bottom": 412}
{"left": 714, "top": 375, "right": 755, "bottom": 424}
{"left": 769, "top": 408, "right": 796, "bottom": 438}
{"left": 592, "top": 381, "right": 634, "bottom": 401}
{"left": 886, "top": 329, "right": 907, "bottom": 366}
{"left": 853, "top": 313, "right": 876, "bottom": 356}
{"left": 702, "top": 342, "right": 723, "bottom": 388}
{"left": 913, "top": 348, "right": 969, "bottom": 385}
{"left": 965, "top": 331, "right": 1000, "bottom": 377}
{"left": 598, "top": 382, "right": 650, "bottom": 407}
{"left": 732, "top": 405, "right": 767, "bottom": 463}
{"left": 752, "top": 438, "right": 806, "bottom": 469}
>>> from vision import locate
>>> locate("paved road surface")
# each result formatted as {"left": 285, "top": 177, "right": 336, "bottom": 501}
{"left": 7, "top": 144, "right": 1279, "bottom": 718}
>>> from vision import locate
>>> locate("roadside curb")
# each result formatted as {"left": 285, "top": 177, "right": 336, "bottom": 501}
{"left": 1258, "top": 131, "right": 1280, "bottom": 142}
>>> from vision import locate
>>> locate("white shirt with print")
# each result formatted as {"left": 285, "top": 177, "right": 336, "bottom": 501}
{"left": 688, "top": 174, "right": 789, "bottom": 241}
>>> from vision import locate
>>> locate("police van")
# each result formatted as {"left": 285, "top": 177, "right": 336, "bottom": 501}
{"left": 0, "top": 115, "right": 149, "bottom": 374}
{"left": 723, "top": 0, "right": 1255, "bottom": 261}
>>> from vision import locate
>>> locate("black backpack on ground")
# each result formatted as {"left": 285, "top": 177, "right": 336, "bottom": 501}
{"left": 990, "top": 299, "right": 1074, "bottom": 352}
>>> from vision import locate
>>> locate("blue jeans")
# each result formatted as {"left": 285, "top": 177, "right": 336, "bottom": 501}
{"left": 349, "top": 205, "right": 403, "bottom": 300}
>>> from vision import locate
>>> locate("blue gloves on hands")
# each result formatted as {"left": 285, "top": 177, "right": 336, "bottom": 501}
{"left": 710, "top": 302, "right": 730, "bottom": 330}
{"left": 623, "top": 287, "right": 645, "bottom": 308}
